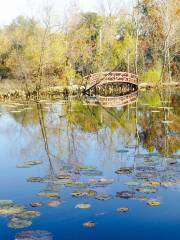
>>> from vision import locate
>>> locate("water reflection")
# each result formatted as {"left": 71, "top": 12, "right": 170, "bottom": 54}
{"left": 0, "top": 89, "right": 180, "bottom": 239}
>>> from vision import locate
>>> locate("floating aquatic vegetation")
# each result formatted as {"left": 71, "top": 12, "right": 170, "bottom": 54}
{"left": 83, "top": 221, "right": 96, "bottom": 228}
{"left": 85, "top": 189, "right": 97, "bottom": 197}
{"left": 77, "top": 166, "right": 97, "bottom": 171}
{"left": 125, "top": 145, "right": 137, "bottom": 149}
{"left": 30, "top": 202, "right": 44, "bottom": 208}
{"left": 144, "top": 181, "right": 161, "bottom": 187}
{"left": 147, "top": 200, "right": 160, "bottom": 206}
{"left": 65, "top": 181, "right": 87, "bottom": 188}
{"left": 0, "top": 200, "right": 14, "bottom": 206}
{"left": 116, "top": 149, "right": 129, "bottom": 153}
{"left": 37, "top": 191, "right": 59, "bottom": 199}
{"left": 81, "top": 170, "right": 103, "bottom": 176}
{"left": 136, "top": 172, "right": 157, "bottom": 179}
{"left": 50, "top": 178, "right": 70, "bottom": 185}
{"left": 75, "top": 203, "right": 91, "bottom": 209}
{"left": 25, "top": 160, "right": 43, "bottom": 165}
{"left": 117, "top": 207, "right": 129, "bottom": 213}
{"left": 14, "top": 210, "right": 41, "bottom": 219}
{"left": 17, "top": 160, "right": 43, "bottom": 168}
{"left": 136, "top": 186, "right": 157, "bottom": 194}
{"left": 71, "top": 189, "right": 97, "bottom": 197}
{"left": 48, "top": 200, "right": 64, "bottom": 207}
{"left": 89, "top": 178, "right": 113, "bottom": 186}
{"left": 133, "top": 196, "right": 150, "bottom": 202}
{"left": 8, "top": 218, "right": 32, "bottom": 229}
{"left": 161, "top": 181, "right": 176, "bottom": 187}
{"left": 95, "top": 194, "right": 112, "bottom": 201}
{"left": 125, "top": 181, "right": 141, "bottom": 187}
{"left": 15, "top": 230, "right": 53, "bottom": 240}
{"left": 135, "top": 153, "right": 160, "bottom": 158}
{"left": 16, "top": 164, "right": 32, "bottom": 169}
{"left": 27, "top": 177, "right": 44, "bottom": 183}
{"left": 116, "top": 191, "right": 135, "bottom": 199}
{"left": 0, "top": 205, "right": 25, "bottom": 215}
{"left": 56, "top": 174, "right": 71, "bottom": 180}
{"left": 115, "top": 167, "right": 133, "bottom": 175}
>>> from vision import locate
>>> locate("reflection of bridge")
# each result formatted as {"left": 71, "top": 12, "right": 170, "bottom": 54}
{"left": 85, "top": 71, "right": 138, "bottom": 92}
{"left": 85, "top": 91, "right": 138, "bottom": 108}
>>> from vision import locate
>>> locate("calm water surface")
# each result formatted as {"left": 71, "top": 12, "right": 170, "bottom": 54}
{"left": 0, "top": 89, "right": 180, "bottom": 240}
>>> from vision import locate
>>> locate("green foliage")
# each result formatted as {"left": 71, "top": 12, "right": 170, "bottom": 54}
{"left": 141, "top": 68, "right": 161, "bottom": 84}
{"left": 0, "top": 1, "right": 179, "bottom": 87}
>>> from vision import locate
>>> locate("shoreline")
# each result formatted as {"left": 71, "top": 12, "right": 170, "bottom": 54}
{"left": 0, "top": 82, "right": 179, "bottom": 102}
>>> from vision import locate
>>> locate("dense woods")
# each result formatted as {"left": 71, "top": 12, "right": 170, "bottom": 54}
{"left": 0, "top": 0, "right": 179, "bottom": 92}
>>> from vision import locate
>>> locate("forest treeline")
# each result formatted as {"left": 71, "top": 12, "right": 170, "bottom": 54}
{"left": 0, "top": 0, "right": 179, "bottom": 91}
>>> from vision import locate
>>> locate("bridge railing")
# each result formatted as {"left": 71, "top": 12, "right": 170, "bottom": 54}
{"left": 85, "top": 71, "right": 138, "bottom": 89}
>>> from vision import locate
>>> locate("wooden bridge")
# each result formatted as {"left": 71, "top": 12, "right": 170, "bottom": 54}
{"left": 85, "top": 71, "right": 138, "bottom": 92}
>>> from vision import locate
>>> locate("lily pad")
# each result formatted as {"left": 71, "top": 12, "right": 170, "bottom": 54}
{"left": 56, "top": 174, "right": 71, "bottom": 180}
{"left": 81, "top": 170, "right": 103, "bottom": 176}
{"left": 30, "top": 202, "right": 44, "bottom": 208}
{"left": 77, "top": 166, "right": 97, "bottom": 171}
{"left": 8, "top": 218, "right": 32, "bottom": 229}
{"left": 0, "top": 205, "right": 25, "bottom": 215}
{"left": 144, "top": 181, "right": 160, "bottom": 186}
{"left": 37, "top": 191, "right": 59, "bottom": 199}
{"left": 161, "top": 181, "right": 175, "bottom": 187}
{"left": 116, "top": 149, "right": 129, "bottom": 153}
{"left": 95, "top": 194, "right": 112, "bottom": 201}
{"left": 14, "top": 210, "right": 41, "bottom": 219}
{"left": 71, "top": 189, "right": 97, "bottom": 197}
{"left": 83, "top": 221, "right": 96, "bottom": 228}
{"left": 15, "top": 230, "right": 53, "bottom": 240}
{"left": 147, "top": 200, "right": 161, "bottom": 206}
{"left": 17, "top": 160, "right": 43, "bottom": 168}
{"left": 136, "top": 186, "right": 157, "bottom": 194}
{"left": 125, "top": 181, "right": 141, "bottom": 186}
{"left": 117, "top": 207, "right": 129, "bottom": 213}
{"left": 27, "top": 177, "right": 44, "bottom": 183}
{"left": 0, "top": 200, "right": 14, "bottom": 206}
{"left": 25, "top": 160, "right": 43, "bottom": 165}
{"left": 116, "top": 191, "right": 135, "bottom": 199}
{"left": 16, "top": 164, "right": 32, "bottom": 169}
{"left": 133, "top": 196, "right": 150, "bottom": 202}
{"left": 89, "top": 178, "right": 113, "bottom": 186}
{"left": 115, "top": 167, "right": 133, "bottom": 175}
{"left": 65, "top": 181, "right": 87, "bottom": 188}
{"left": 85, "top": 189, "right": 97, "bottom": 197}
{"left": 75, "top": 203, "right": 91, "bottom": 209}
{"left": 136, "top": 172, "right": 157, "bottom": 179}
{"left": 48, "top": 200, "right": 64, "bottom": 207}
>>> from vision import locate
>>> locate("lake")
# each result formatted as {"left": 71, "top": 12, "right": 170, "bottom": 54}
{"left": 0, "top": 89, "right": 180, "bottom": 240}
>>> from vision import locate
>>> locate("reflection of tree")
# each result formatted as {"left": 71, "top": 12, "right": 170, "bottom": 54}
{"left": 138, "top": 91, "right": 180, "bottom": 157}
{"left": 9, "top": 89, "right": 180, "bottom": 164}
{"left": 36, "top": 103, "right": 55, "bottom": 175}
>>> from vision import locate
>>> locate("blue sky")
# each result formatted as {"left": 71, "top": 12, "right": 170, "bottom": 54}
{"left": 0, "top": 0, "right": 134, "bottom": 26}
